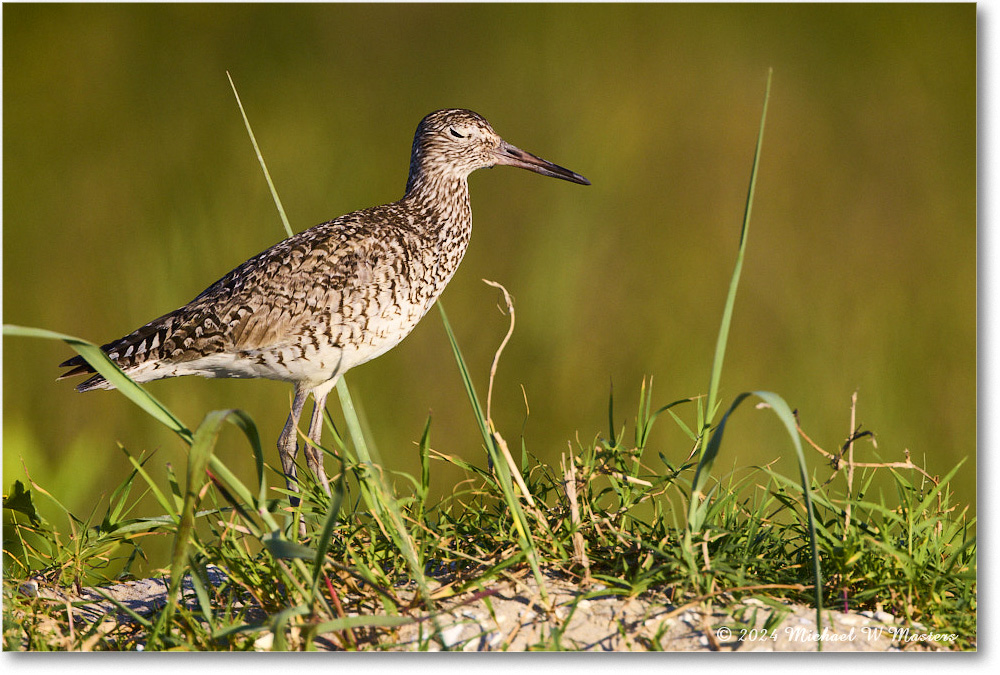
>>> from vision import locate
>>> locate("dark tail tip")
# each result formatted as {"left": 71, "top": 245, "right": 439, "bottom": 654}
{"left": 57, "top": 355, "right": 106, "bottom": 391}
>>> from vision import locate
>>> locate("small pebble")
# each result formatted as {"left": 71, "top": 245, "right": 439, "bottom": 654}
{"left": 254, "top": 633, "right": 274, "bottom": 651}
{"left": 440, "top": 624, "right": 466, "bottom": 647}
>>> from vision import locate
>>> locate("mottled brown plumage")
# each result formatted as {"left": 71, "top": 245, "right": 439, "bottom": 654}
{"left": 60, "top": 108, "right": 589, "bottom": 498}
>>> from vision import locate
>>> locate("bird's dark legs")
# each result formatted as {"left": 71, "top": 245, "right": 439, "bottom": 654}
{"left": 278, "top": 382, "right": 334, "bottom": 508}
{"left": 278, "top": 384, "right": 310, "bottom": 504}
{"left": 305, "top": 389, "right": 332, "bottom": 497}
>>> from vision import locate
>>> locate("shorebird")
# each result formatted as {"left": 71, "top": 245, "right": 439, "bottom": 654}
{"left": 59, "top": 108, "right": 589, "bottom": 500}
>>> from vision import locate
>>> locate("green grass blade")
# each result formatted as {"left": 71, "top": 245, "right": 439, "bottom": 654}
{"left": 218, "top": 408, "right": 267, "bottom": 505}
{"left": 312, "top": 614, "right": 417, "bottom": 634}
{"left": 160, "top": 409, "right": 232, "bottom": 638}
{"left": 751, "top": 390, "right": 822, "bottom": 638}
{"left": 4, "top": 324, "right": 193, "bottom": 444}
{"left": 417, "top": 415, "right": 433, "bottom": 514}
{"left": 122, "top": 448, "right": 180, "bottom": 520}
{"left": 435, "top": 303, "right": 490, "bottom": 444}
{"left": 263, "top": 532, "right": 316, "bottom": 559}
{"left": 687, "top": 392, "right": 751, "bottom": 530}
{"left": 608, "top": 380, "right": 616, "bottom": 447}
{"left": 639, "top": 396, "right": 695, "bottom": 449}
{"left": 187, "top": 560, "right": 215, "bottom": 628}
{"left": 703, "top": 69, "right": 772, "bottom": 437}
{"left": 104, "top": 458, "right": 143, "bottom": 526}
{"left": 435, "top": 301, "right": 547, "bottom": 602}
{"left": 686, "top": 389, "right": 824, "bottom": 648}
{"left": 336, "top": 377, "right": 375, "bottom": 467}
{"left": 226, "top": 72, "right": 293, "bottom": 239}
{"left": 310, "top": 473, "right": 345, "bottom": 600}
{"left": 4, "top": 480, "right": 43, "bottom": 526}
{"left": 335, "top": 378, "right": 436, "bottom": 616}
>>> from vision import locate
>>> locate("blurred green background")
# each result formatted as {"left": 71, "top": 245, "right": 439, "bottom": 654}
{"left": 4, "top": 3, "right": 976, "bottom": 543}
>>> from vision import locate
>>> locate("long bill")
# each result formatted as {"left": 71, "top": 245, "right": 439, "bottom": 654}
{"left": 493, "top": 140, "right": 590, "bottom": 185}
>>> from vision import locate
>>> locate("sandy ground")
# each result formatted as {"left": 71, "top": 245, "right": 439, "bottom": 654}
{"left": 19, "top": 565, "right": 962, "bottom": 652}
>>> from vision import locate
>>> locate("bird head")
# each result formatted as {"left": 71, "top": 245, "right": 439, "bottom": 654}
{"left": 407, "top": 109, "right": 590, "bottom": 191}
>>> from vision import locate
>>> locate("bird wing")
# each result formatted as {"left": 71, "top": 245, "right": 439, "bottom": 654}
{"left": 58, "top": 207, "right": 415, "bottom": 387}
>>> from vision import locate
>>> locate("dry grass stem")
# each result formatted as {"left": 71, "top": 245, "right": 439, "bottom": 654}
{"left": 560, "top": 452, "right": 591, "bottom": 578}
{"left": 795, "top": 395, "right": 937, "bottom": 485}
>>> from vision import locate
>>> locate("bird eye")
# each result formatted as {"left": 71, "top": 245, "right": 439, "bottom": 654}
{"left": 449, "top": 127, "right": 466, "bottom": 139}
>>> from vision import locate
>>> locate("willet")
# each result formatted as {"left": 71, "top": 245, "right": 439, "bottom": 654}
{"left": 60, "top": 108, "right": 589, "bottom": 500}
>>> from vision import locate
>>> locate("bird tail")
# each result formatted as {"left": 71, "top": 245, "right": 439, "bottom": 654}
{"left": 57, "top": 317, "right": 173, "bottom": 392}
{"left": 57, "top": 354, "right": 114, "bottom": 392}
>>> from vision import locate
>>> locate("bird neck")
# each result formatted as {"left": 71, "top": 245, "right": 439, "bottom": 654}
{"left": 402, "top": 171, "right": 473, "bottom": 235}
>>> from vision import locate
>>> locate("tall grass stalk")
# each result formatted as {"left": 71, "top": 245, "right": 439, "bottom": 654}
{"left": 437, "top": 302, "right": 549, "bottom": 603}
{"left": 227, "top": 71, "right": 293, "bottom": 239}
{"left": 702, "top": 69, "right": 771, "bottom": 430}
{"left": 682, "top": 69, "right": 824, "bottom": 644}
{"left": 334, "top": 379, "right": 438, "bottom": 619}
